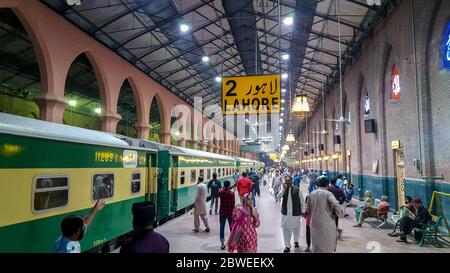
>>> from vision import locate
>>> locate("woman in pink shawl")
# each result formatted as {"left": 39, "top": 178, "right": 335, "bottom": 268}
{"left": 228, "top": 193, "right": 260, "bottom": 253}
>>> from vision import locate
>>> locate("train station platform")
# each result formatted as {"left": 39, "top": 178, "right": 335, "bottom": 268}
{"left": 114, "top": 179, "right": 448, "bottom": 253}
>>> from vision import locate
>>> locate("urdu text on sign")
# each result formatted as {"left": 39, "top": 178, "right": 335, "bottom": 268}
{"left": 222, "top": 74, "right": 281, "bottom": 115}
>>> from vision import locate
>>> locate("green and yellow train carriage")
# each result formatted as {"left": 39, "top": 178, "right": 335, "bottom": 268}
{"left": 166, "top": 146, "right": 236, "bottom": 214}
{"left": 0, "top": 112, "right": 260, "bottom": 253}
{"left": 236, "top": 157, "right": 255, "bottom": 173}
{"left": 0, "top": 113, "right": 243, "bottom": 253}
{"left": 252, "top": 159, "right": 265, "bottom": 171}
{"left": 0, "top": 113, "right": 157, "bottom": 253}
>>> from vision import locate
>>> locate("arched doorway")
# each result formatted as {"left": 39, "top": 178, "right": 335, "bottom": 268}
{"left": 117, "top": 79, "right": 137, "bottom": 138}
{"left": 0, "top": 8, "right": 40, "bottom": 119}
{"left": 63, "top": 53, "right": 102, "bottom": 131}
{"left": 149, "top": 96, "right": 161, "bottom": 142}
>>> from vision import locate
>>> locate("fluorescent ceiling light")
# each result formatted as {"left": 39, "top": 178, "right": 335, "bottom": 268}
{"left": 283, "top": 16, "right": 294, "bottom": 26}
{"left": 180, "top": 24, "right": 189, "bottom": 32}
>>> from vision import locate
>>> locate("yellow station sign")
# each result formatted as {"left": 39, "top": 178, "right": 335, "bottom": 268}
{"left": 269, "top": 153, "right": 277, "bottom": 161}
{"left": 222, "top": 74, "right": 281, "bottom": 115}
{"left": 391, "top": 140, "right": 400, "bottom": 150}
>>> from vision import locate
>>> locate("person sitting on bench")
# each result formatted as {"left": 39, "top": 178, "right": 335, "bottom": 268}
{"left": 397, "top": 198, "right": 431, "bottom": 243}
{"left": 354, "top": 191, "right": 374, "bottom": 221}
{"left": 343, "top": 182, "right": 355, "bottom": 217}
{"left": 354, "top": 195, "right": 390, "bottom": 227}
{"left": 345, "top": 182, "right": 354, "bottom": 202}
{"left": 388, "top": 196, "right": 415, "bottom": 236}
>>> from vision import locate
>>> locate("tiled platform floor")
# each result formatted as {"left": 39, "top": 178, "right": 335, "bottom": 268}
{"left": 115, "top": 180, "right": 449, "bottom": 253}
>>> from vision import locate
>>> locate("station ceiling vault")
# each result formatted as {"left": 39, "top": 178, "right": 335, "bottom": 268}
{"left": 38, "top": 0, "right": 389, "bottom": 147}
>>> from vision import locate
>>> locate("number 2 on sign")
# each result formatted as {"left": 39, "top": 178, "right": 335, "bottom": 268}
{"left": 225, "top": 80, "right": 237, "bottom": 96}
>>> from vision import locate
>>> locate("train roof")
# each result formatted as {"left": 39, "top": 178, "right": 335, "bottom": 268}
{"left": 0, "top": 112, "right": 131, "bottom": 148}
{"left": 169, "top": 145, "right": 236, "bottom": 161}
{"left": 236, "top": 157, "right": 254, "bottom": 163}
{"left": 108, "top": 134, "right": 158, "bottom": 152}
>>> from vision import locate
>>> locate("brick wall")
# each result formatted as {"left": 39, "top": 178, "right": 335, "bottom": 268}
{"left": 299, "top": 0, "right": 450, "bottom": 207}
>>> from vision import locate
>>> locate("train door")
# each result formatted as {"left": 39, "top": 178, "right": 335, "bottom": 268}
{"left": 146, "top": 153, "right": 158, "bottom": 204}
{"left": 170, "top": 156, "right": 178, "bottom": 213}
{"left": 236, "top": 160, "right": 241, "bottom": 173}
{"left": 395, "top": 149, "right": 406, "bottom": 209}
{"left": 156, "top": 150, "right": 171, "bottom": 220}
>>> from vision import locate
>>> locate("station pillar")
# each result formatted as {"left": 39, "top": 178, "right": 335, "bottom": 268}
{"left": 208, "top": 143, "right": 215, "bottom": 153}
{"left": 159, "top": 132, "right": 171, "bottom": 145}
{"left": 135, "top": 122, "right": 150, "bottom": 140}
{"left": 187, "top": 140, "right": 198, "bottom": 150}
{"left": 200, "top": 140, "right": 207, "bottom": 151}
{"left": 101, "top": 111, "right": 122, "bottom": 133}
{"left": 35, "top": 94, "right": 67, "bottom": 124}
{"left": 177, "top": 138, "right": 186, "bottom": 147}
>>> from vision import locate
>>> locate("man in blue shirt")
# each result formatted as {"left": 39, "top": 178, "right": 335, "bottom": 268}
{"left": 307, "top": 171, "right": 318, "bottom": 193}
{"left": 293, "top": 173, "right": 301, "bottom": 188}
{"left": 207, "top": 173, "right": 222, "bottom": 215}
{"left": 54, "top": 199, "right": 105, "bottom": 253}
{"left": 251, "top": 171, "right": 261, "bottom": 207}
{"left": 335, "top": 175, "right": 344, "bottom": 189}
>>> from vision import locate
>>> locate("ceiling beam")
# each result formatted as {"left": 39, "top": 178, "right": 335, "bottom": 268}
{"left": 115, "top": 0, "right": 222, "bottom": 50}
{"left": 91, "top": 0, "right": 157, "bottom": 34}
{"left": 160, "top": 42, "right": 236, "bottom": 79}
{"left": 344, "top": 0, "right": 378, "bottom": 10}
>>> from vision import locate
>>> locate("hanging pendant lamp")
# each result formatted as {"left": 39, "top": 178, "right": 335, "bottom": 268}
{"left": 292, "top": 92, "right": 310, "bottom": 118}
{"left": 286, "top": 130, "right": 295, "bottom": 142}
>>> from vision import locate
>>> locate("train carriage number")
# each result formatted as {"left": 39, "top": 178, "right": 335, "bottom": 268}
{"left": 95, "top": 152, "right": 116, "bottom": 162}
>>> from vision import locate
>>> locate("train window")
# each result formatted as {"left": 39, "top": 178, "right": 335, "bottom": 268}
{"left": 222, "top": 168, "right": 225, "bottom": 176}
{"left": 207, "top": 169, "right": 211, "bottom": 180}
{"left": 191, "top": 170, "right": 196, "bottom": 184}
{"left": 33, "top": 176, "right": 69, "bottom": 213}
{"left": 199, "top": 169, "right": 205, "bottom": 179}
{"left": 218, "top": 168, "right": 221, "bottom": 177}
{"left": 180, "top": 171, "right": 185, "bottom": 185}
{"left": 93, "top": 174, "right": 114, "bottom": 201}
{"left": 131, "top": 172, "right": 141, "bottom": 194}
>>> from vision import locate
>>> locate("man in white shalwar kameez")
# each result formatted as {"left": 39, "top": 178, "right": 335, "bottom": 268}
{"left": 278, "top": 175, "right": 304, "bottom": 253}
{"left": 193, "top": 176, "right": 210, "bottom": 232}
{"left": 306, "top": 175, "right": 343, "bottom": 253}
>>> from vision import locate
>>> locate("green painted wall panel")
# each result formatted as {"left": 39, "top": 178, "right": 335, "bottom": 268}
{"left": 350, "top": 173, "right": 398, "bottom": 211}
